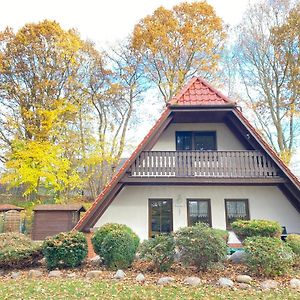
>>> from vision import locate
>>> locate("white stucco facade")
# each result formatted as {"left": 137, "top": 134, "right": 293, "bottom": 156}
{"left": 94, "top": 185, "right": 300, "bottom": 240}
{"left": 152, "top": 123, "right": 246, "bottom": 151}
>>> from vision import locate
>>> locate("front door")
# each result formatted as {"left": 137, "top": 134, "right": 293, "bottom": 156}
{"left": 149, "top": 199, "right": 173, "bottom": 238}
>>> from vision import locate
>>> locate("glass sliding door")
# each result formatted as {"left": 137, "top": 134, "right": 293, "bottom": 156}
{"left": 149, "top": 199, "right": 173, "bottom": 237}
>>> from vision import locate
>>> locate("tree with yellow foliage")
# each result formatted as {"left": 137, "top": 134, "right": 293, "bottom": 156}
{"left": 132, "top": 1, "right": 226, "bottom": 102}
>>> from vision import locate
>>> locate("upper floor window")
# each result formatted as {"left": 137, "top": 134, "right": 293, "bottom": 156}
{"left": 176, "top": 131, "right": 216, "bottom": 150}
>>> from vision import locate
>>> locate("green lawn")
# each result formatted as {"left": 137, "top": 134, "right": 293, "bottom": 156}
{"left": 0, "top": 279, "right": 299, "bottom": 300}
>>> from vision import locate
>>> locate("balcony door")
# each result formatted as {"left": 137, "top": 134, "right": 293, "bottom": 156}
{"left": 176, "top": 131, "right": 216, "bottom": 151}
{"left": 149, "top": 199, "right": 173, "bottom": 238}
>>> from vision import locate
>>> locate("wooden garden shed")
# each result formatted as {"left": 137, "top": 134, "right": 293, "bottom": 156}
{"left": 32, "top": 204, "right": 86, "bottom": 240}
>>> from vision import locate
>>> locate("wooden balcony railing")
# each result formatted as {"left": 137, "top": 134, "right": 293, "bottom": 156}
{"left": 130, "top": 151, "right": 279, "bottom": 178}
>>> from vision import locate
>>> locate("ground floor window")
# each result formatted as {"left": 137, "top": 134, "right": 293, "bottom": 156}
{"left": 187, "top": 199, "right": 211, "bottom": 226}
{"left": 149, "top": 199, "right": 173, "bottom": 238}
{"left": 225, "top": 199, "right": 250, "bottom": 229}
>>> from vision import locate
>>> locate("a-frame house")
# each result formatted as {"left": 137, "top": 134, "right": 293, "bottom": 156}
{"left": 75, "top": 77, "right": 300, "bottom": 239}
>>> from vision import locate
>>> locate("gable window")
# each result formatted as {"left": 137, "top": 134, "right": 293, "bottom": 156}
{"left": 187, "top": 199, "right": 211, "bottom": 226}
{"left": 176, "top": 131, "right": 216, "bottom": 150}
{"left": 225, "top": 199, "right": 249, "bottom": 229}
{"left": 149, "top": 199, "right": 173, "bottom": 238}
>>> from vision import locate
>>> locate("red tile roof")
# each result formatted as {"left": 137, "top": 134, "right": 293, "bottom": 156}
{"left": 169, "top": 77, "right": 235, "bottom": 106}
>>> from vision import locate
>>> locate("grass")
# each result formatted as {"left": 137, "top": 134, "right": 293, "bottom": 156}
{"left": 0, "top": 279, "right": 299, "bottom": 300}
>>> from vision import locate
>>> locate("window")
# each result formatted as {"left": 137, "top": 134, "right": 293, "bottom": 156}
{"left": 149, "top": 199, "right": 173, "bottom": 238}
{"left": 225, "top": 199, "right": 250, "bottom": 229}
{"left": 176, "top": 131, "right": 216, "bottom": 150}
{"left": 187, "top": 199, "right": 211, "bottom": 226}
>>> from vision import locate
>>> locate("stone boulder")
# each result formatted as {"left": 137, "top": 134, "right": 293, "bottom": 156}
{"left": 28, "top": 269, "right": 43, "bottom": 278}
{"left": 49, "top": 270, "right": 62, "bottom": 278}
{"left": 86, "top": 270, "right": 102, "bottom": 279}
{"left": 228, "top": 251, "right": 247, "bottom": 264}
{"left": 236, "top": 275, "right": 252, "bottom": 284}
{"left": 114, "top": 270, "right": 125, "bottom": 280}
{"left": 157, "top": 277, "right": 174, "bottom": 285}
{"left": 11, "top": 272, "right": 20, "bottom": 279}
{"left": 290, "top": 278, "right": 300, "bottom": 289}
{"left": 217, "top": 277, "right": 234, "bottom": 288}
{"left": 183, "top": 277, "right": 201, "bottom": 286}
{"left": 136, "top": 273, "right": 145, "bottom": 283}
{"left": 261, "top": 280, "right": 278, "bottom": 290}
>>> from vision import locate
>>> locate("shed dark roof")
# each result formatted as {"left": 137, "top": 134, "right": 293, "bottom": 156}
{"left": 34, "top": 204, "right": 86, "bottom": 212}
{"left": 0, "top": 204, "right": 24, "bottom": 212}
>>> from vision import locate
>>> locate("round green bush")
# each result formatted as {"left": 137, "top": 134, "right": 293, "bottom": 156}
{"left": 139, "top": 234, "right": 175, "bottom": 272}
{"left": 0, "top": 233, "right": 42, "bottom": 269}
{"left": 43, "top": 231, "right": 88, "bottom": 270}
{"left": 101, "top": 229, "right": 136, "bottom": 269}
{"left": 175, "top": 223, "right": 227, "bottom": 271}
{"left": 91, "top": 223, "right": 139, "bottom": 255}
{"left": 231, "top": 219, "right": 282, "bottom": 241}
{"left": 286, "top": 234, "right": 300, "bottom": 256}
{"left": 244, "top": 236, "right": 294, "bottom": 276}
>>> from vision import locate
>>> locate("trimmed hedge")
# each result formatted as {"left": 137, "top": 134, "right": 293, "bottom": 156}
{"left": 101, "top": 229, "right": 137, "bottom": 269}
{"left": 175, "top": 223, "right": 227, "bottom": 271}
{"left": 139, "top": 234, "right": 175, "bottom": 272}
{"left": 43, "top": 231, "right": 88, "bottom": 270}
{"left": 92, "top": 223, "right": 139, "bottom": 255}
{"left": 0, "top": 233, "right": 42, "bottom": 269}
{"left": 244, "top": 236, "right": 294, "bottom": 276}
{"left": 92, "top": 223, "right": 139, "bottom": 270}
{"left": 286, "top": 234, "right": 300, "bottom": 256}
{"left": 231, "top": 219, "right": 282, "bottom": 241}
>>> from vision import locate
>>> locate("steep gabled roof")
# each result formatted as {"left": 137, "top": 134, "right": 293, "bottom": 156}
{"left": 74, "top": 77, "right": 300, "bottom": 232}
{"left": 169, "top": 77, "right": 235, "bottom": 106}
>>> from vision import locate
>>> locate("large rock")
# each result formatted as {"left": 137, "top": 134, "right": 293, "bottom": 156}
{"left": 228, "top": 251, "right": 247, "bottom": 264}
{"left": 28, "top": 269, "right": 43, "bottom": 278}
{"left": 89, "top": 255, "right": 101, "bottom": 266}
{"left": 157, "top": 277, "right": 174, "bottom": 285}
{"left": 136, "top": 273, "right": 145, "bottom": 283}
{"left": 48, "top": 270, "right": 62, "bottom": 278}
{"left": 67, "top": 272, "right": 76, "bottom": 278}
{"left": 86, "top": 270, "right": 102, "bottom": 279}
{"left": 290, "top": 278, "right": 300, "bottom": 289}
{"left": 114, "top": 270, "right": 125, "bottom": 280}
{"left": 11, "top": 272, "right": 20, "bottom": 279}
{"left": 261, "top": 280, "right": 278, "bottom": 290}
{"left": 236, "top": 275, "right": 252, "bottom": 284}
{"left": 183, "top": 276, "right": 201, "bottom": 286}
{"left": 217, "top": 277, "right": 234, "bottom": 288}
{"left": 237, "top": 283, "right": 251, "bottom": 290}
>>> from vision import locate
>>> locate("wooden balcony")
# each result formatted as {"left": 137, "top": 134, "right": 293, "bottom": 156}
{"left": 129, "top": 150, "right": 279, "bottom": 179}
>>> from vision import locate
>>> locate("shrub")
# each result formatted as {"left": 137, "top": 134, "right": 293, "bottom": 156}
{"left": 213, "top": 228, "right": 229, "bottom": 242}
{"left": 286, "top": 234, "right": 300, "bottom": 256}
{"left": 0, "top": 233, "right": 42, "bottom": 269}
{"left": 175, "top": 223, "right": 227, "bottom": 271}
{"left": 139, "top": 234, "right": 175, "bottom": 272}
{"left": 43, "top": 231, "right": 88, "bottom": 270}
{"left": 92, "top": 223, "right": 139, "bottom": 255}
{"left": 244, "top": 236, "right": 294, "bottom": 276}
{"left": 231, "top": 219, "right": 282, "bottom": 241}
{"left": 101, "top": 229, "right": 137, "bottom": 269}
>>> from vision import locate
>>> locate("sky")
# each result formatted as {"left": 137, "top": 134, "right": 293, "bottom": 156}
{"left": 0, "top": 0, "right": 299, "bottom": 174}
{"left": 0, "top": 0, "right": 253, "bottom": 47}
